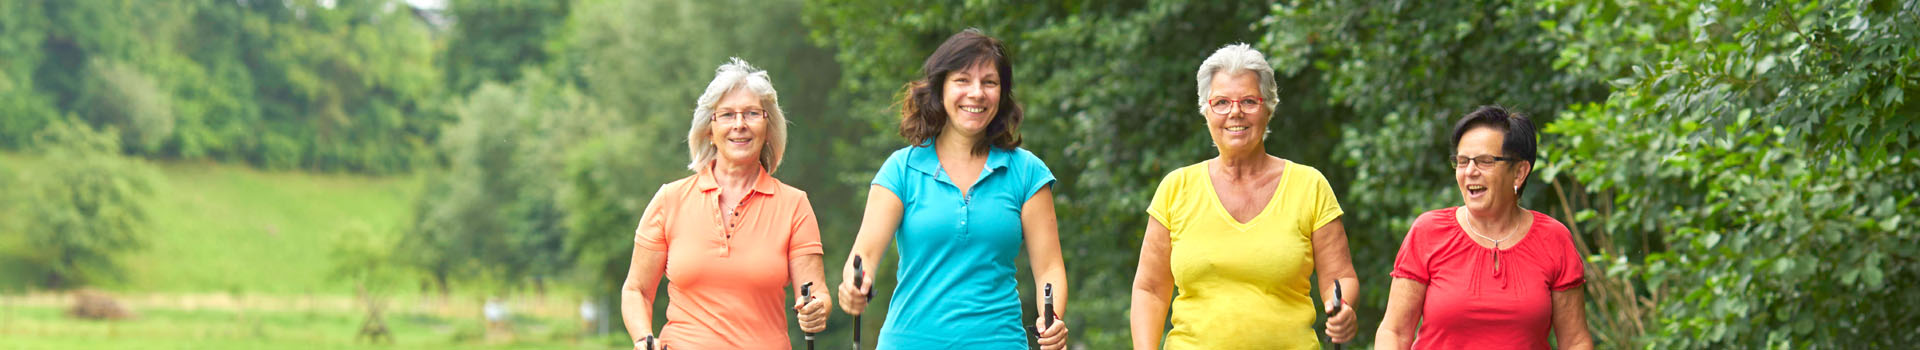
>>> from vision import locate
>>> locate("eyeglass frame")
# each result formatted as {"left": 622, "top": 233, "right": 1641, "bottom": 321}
{"left": 1450, "top": 154, "right": 1519, "bottom": 170}
{"left": 1206, "top": 96, "right": 1266, "bottom": 115}
{"left": 712, "top": 109, "right": 767, "bottom": 125}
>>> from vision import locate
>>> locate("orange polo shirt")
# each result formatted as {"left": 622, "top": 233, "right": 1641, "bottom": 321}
{"left": 634, "top": 165, "right": 824, "bottom": 350}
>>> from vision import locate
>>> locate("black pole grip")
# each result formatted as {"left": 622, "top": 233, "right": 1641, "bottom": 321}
{"left": 852, "top": 256, "right": 865, "bottom": 350}
{"left": 1330, "top": 280, "right": 1344, "bottom": 350}
{"left": 1044, "top": 283, "right": 1055, "bottom": 329}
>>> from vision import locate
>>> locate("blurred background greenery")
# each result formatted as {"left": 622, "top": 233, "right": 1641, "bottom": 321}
{"left": 0, "top": 0, "right": 1914, "bottom": 349}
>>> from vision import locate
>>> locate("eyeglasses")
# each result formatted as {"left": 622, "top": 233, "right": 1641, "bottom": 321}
{"left": 1207, "top": 97, "right": 1264, "bottom": 115}
{"left": 1451, "top": 155, "right": 1517, "bottom": 170}
{"left": 714, "top": 110, "right": 766, "bottom": 124}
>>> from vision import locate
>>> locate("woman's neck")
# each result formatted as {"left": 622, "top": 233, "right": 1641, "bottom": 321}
{"left": 936, "top": 128, "right": 986, "bottom": 157}
{"left": 1465, "top": 203, "right": 1527, "bottom": 235}
{"left": 1215, "top": 147, "right": 1274, "bottom": 182}
{"left": 712, "top": 158, "right": 759, "bottom": 191}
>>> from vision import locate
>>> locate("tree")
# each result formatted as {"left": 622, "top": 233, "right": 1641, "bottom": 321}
{"left": 16, "top": 120, "right": 156, "bottom": 289}
{"left": 75, "top": 58, "right": 175, "bottom": 153}
{"left": 443, "top": 0, "right": 573, "bottom": 95}
{"left": 401, "top": 71, "right": 612, "bottom": 295}
{"left": 1539, "top": 0, "right": 1920, "bottom": 347}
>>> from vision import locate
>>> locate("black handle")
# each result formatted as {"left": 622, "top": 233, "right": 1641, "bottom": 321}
{"left": 852, "top": 256, "right": 866, "bottom": 350}
{"left": 1330, "top": 280, "right": 1344, "bottom": 350}
{"left": 800, "top": 281, "right": 816, "bottom": 345}
{"left": 1043, "top": 283, "right": 1055, "bottom": 329}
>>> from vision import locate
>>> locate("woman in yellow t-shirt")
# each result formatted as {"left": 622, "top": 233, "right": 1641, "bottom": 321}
{"left": 1128, "top": 44, "right": 1359, "bottom": 350}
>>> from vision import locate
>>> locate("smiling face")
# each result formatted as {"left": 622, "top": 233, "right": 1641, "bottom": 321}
{"left": 1204, "top": 70, "right": 1269, "bottom": 153}
{"left": 940, "top": 61, "right": 1001, "bottom": 138}
{"left": 709, "top": 87, "right": 768, "bottom": 169}
{"left": 1454, "top": 126, "right": 1529, "bottom": 213}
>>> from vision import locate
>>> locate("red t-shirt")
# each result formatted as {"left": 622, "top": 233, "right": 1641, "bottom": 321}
{"left": 1390, "top": 207, "right": 1585, "bottom": 350}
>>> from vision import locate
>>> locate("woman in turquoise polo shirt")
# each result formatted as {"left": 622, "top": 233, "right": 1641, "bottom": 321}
{"left": 836, "top": 28, "right": 1069, "bottom": 350}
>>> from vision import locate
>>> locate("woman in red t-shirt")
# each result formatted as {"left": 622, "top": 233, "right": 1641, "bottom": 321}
{"left": 1374, "top": 106, "right": 1594, "bottom": 350}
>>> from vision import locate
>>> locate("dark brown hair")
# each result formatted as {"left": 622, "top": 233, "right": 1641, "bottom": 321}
{"left": 898, "top": 28, "right": 1023, "bottom": 155}
{"left": 1449, "top": 105, "right": 1538, "bottom": 196}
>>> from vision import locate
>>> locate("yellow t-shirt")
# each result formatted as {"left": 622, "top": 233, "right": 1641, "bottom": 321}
{"left": 1145, "top": 160, "right": 1344, "bottom": 350}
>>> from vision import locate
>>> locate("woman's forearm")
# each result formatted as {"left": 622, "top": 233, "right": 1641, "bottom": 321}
{"left": 1128, "top": 286, "right": 1171, "bottom": 349}
{"left": 619, "top": 279, "right": 656, "bottom": 341}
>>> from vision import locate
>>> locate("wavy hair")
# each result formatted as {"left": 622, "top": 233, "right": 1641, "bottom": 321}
{"left": 897, "top": 28, "right": 1023, "bottom": 154}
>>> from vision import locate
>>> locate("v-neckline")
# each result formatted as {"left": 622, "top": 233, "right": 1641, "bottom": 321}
{"left": 1202, "top": 159, "right": 1290, "bottom": 229}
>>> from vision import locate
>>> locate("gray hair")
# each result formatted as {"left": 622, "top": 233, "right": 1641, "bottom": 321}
{"left": 1195, "top": 43, "right": 1280, "bottom": 115}
{"left": 688, "top": 57, "right": 788, "bottom": 173}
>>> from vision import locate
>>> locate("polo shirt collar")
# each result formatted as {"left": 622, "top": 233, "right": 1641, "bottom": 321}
{"left": 904, "top": 136, "right": 1011, "bottom": 177}
{"left": 694, "top": 160, "right": 779, "bottom": 195}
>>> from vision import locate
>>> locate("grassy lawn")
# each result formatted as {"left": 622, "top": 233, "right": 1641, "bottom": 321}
{"left": 1, "top": 151, "right": 421, "bottom": 294}
{"left": 122, "top": 159, "right": 422, "bottom": 295}
{"left": 0, "top": 303, "right": 619, "bottom": 350}
{"left": 0, "top": 152, "right": 627, "bottom": 348}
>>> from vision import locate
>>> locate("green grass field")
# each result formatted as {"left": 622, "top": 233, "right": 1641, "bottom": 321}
{"left": 126, "top": 158, "right": 419, "bottom": 294}
{"left": 0, "top": 153, "right": 618, "bottom": 349}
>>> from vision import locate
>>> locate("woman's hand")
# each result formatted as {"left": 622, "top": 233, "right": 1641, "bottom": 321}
{"left": 795, "top": 291, "right": 830, "bottom": 333}
{"left": 1325, "top": 298, "right": 1357, "bottom": 343}
{"left": 836, "top": 259, "right": 871, "bottom": 315}
{"left": 633, "top": 335, "right": 662, "bottom": 350}
{"left": 1034, "top": 314, "right": 1068, "bottom": 350}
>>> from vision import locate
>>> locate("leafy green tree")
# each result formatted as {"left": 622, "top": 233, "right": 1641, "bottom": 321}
{"left": 16, "top": 120, "right": 156, "bottom": 289}
{"left": 443, "top": 0, "right": 572, "bottom": 94}
{"left": 0, "top": 1, "right": 57, "bottom": 149}
{"left": 75, "top": 58, "right": 175, "bottom": 153}
{"left": 402, "top": 71, "right": 613, "bottom": 295}
{"left": 1538, "top": 0, "right": 1919, "bottom": 347}
{"left": 0, "top": 0, "right": 448, "bottom": 174}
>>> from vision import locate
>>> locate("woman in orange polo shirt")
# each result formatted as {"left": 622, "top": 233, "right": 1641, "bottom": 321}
{"left": 619, "top": 58, "right": 830, "bottom": 350}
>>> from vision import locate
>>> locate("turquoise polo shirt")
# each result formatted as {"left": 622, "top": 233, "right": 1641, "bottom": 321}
{"left": 870, "top": 140, "right": 1056, "bottom": 349}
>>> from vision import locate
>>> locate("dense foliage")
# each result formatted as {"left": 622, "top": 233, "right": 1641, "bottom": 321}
{"left": 0, "top": 0, "right": 445, "bottom": 173}
{"left": 2, "top": 0, "right": 1911, "bottom": 348}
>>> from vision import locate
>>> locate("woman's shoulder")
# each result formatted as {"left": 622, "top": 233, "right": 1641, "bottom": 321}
{"left": 1167, "top": 160, "right": 1210, "bottom": 179}
{"left": 1527, "top": 210, "right": 1576, "bottom": 241}
{"left": 657, "top": 173, "right": 702, "bottom": 194}
{"left": 885, "top": 145, "right": 920, "bottom": 162}
{"left": 1001, "top": 146, "right": 1051, "bottom": 169}
{"left": 1409, "top": 207, "right": 1461, "bottom": 235}
{"left": 1280, "top": 159, "right": 1331, "bottom": 184}
{"left": 645, "top": 173, "right": 705, "bottom": 211}
{"left": 768, "top": 177, "right": 810, "bottom": 200}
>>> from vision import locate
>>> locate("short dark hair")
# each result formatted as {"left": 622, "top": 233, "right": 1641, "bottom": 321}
{"left": 1449, "top": 105, "right": 1538, "bottom": 196}
{"left": 898, "top": 28, "right": 1023, "bottom": 154}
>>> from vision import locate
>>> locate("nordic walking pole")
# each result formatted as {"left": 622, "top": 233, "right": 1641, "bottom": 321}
{"left": 1044, "top": 283, "right": 1055, "bottom": 330}
{"left": 1329, "top": 280, "right": 1345, "bottom": 350}
{"left": 852, "top": 256, "right": 869, "bottom": 350}
{"left": 799, "top": 281, "right": 816, "bottom": 350}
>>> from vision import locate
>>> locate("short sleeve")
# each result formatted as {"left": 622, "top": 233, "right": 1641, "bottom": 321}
{"left": 1017, "top": 150, "right": 1057, "bottom": 202}
{"left": 871, "top": 148, "right": 912, "bottom": 203}
{"left": 1548, "top": 226, "right": 1587, "bottom": 291}
{"left": 634, "top": 184, "right": 673, "bottom": 251}
{"left": 1389, "top": 216, "right": 1433, "bottom": 284}
{"left": 1145, "top": 169, "right": 1184, "bottom": 233}
{"left": 788, "top": 193, "right": 825, "bottom": 257}
{"left": 1307, "top": 168, "right": 1345, "bottom": 233}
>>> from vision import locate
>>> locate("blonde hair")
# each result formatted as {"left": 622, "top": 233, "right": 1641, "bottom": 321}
{"left": 687, "top": 58, "right": 788, "bottom": 173}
